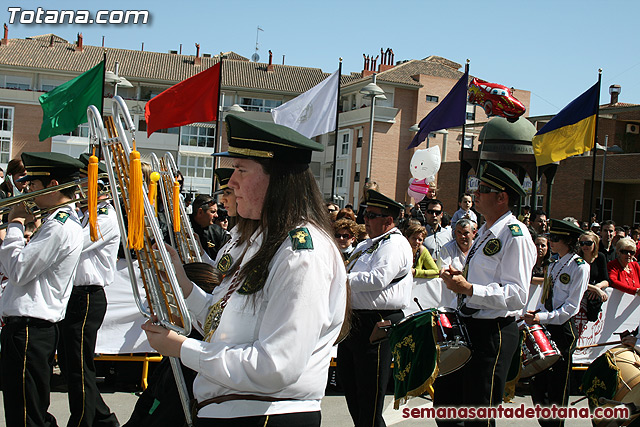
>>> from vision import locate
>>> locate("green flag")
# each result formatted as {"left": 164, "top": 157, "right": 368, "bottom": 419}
{"left": 38, "top": 61, "right": 104, "bottom": 141}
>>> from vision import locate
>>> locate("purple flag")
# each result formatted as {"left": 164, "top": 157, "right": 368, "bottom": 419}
{"left": 408, "top": 69, "right": 468, "bottom": 149}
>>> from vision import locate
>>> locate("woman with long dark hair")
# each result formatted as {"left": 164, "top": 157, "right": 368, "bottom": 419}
{"left": 143, "top": 116, "right": 347, "bottom": 427}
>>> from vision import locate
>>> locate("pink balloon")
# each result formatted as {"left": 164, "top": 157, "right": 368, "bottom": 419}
{"left": 407, "top": 178, "right": 430, "bottom": 203}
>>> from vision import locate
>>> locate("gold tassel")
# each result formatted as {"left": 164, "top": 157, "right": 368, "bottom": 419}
{"left": 149, "top": 171, "right": 160, "bottom": 217}
{"left": 128, "top": 144, "right": 144, "bottom": 250}
{"left": 173, "top": 179, "right": 180, "bottom": 233}
{"left": 88, "top": 148, "right": 99, "bottom": 241}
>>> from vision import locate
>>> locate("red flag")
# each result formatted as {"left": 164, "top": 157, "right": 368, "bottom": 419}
{"left": 145, "top": 62, "right": 221, "bottom": 137}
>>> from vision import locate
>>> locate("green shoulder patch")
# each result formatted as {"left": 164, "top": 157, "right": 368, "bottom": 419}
{"left": 508, "top": 224, "right": 523, "bottom": 236}
{"left": 53, "top": 212, "right": 70, "bottom": 224}
{"left": 288, "top": 227, "right": 314, "bottom": 250}
{"left": 559, "top": 273, "right": 571, "bottom": 284}
{"left": 382, "top": 234, "right": 391, "bottom": 241}
{"left": 575, "top": 257, "right": 585, "bottom": 265}
{"left": 98, "top": 207, "right": 109, "bottom": 215}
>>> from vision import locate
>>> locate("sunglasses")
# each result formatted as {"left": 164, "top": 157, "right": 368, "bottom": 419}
{"left": 579, "top": 240, "right": 595, "bottom": 247}
{"left": 620, "top": 249, "right": 636, "bottom": 256}
{"left": 363, "top": 211, "right": 389, "bottom": 220}
{"left": 335, "top": 233, "right": 353, "bottom": 240}
{"left": 477, "top": 184, "right": 501, "bottom": 194}
{"left": 426, "top": 209, "right": 442, "bottom": 215}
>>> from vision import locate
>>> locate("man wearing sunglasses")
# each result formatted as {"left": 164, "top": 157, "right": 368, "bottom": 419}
{"left": 338, "top": 189, "right": 412, "bottom": 427}
{"left": 424, "top": 199, "right": 453, "bottom": 260}
{"left": 434, "top": 162, "right": 536, "bottom": 427}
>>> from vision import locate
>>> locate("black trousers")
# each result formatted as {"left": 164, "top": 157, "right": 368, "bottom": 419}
{"left": 1, "top": 318, "right": 59, "bottom": 427}
{"left": 337, "top": 309, "right": 403, "bottom": 427}
{"left": 195, "top": 411, "right": 321, "bottom": 427}
{"left": 58, "top": 286, "right": 118, "bottom": 427}
{"left": 434, "top": 316, "right": 519, "bottom": 427}
{"left": 530, "top": 321, "right": 578, "bottom": 427}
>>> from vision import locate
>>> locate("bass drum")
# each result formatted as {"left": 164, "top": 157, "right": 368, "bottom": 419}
{"left": 584, "top": 346, "right": 640, "bottom": 427}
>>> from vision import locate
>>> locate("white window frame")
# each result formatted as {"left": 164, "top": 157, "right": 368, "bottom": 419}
{"left": 0, "top": 106, "right": 14, "bottom": 167}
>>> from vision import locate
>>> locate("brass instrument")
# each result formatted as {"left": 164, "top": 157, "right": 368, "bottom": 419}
{"left": 87, "top": 97, "right": 194, "bottom": 427}
{"left": 0, "top": 175, "right": 110, "bottom": 230}
{"left": 150, "top": 152, "right": 202, "bottom": 264}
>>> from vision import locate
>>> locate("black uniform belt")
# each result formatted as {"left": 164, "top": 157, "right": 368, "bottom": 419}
{"left": 462, "top": 316, "right": 515, "bottom": 325}
{"left": 73, "top": 285, "right": 104, "bottom": 292}
{"left": 3, "top": 316, "right": 55, "bottom": 327}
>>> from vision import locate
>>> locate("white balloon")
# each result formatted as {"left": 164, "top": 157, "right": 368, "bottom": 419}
{"left": 410, "top": 146, "right": 441, "bottom": 180}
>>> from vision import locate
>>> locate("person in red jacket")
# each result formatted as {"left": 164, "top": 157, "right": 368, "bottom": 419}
{"left": 607, "top": 237, "right": 640, "bottom": 295}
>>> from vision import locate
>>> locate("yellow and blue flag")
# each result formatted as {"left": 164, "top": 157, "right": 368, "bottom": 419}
{"left": 532, "top": 82, "right": 600, "bottom": 166}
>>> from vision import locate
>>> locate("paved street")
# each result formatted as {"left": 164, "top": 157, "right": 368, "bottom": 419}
{"left": 0, "top": 390, "right": 596, "bottom": 426}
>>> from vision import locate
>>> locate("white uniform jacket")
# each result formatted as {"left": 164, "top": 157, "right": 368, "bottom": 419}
{"left": 0, "top": 205, "right": 83, "bottom": 322}
{"left": 180, "top": 223, "right": 347, "bottom": 418}
{"left": 347, "top": 227, "right": 413, "bottom": 310}
{"left": 464, "top": 211, "right": 536, "bottom": 319}
{"left": 535, "top": 253, "right": 589, "bottom": 325}
{"left": 74, "top": 201, "right": 120, "bottom": 287}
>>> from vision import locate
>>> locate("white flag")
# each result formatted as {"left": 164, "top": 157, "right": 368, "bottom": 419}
{"left": 271, "top": 69, "right": 339, "bottom": 138}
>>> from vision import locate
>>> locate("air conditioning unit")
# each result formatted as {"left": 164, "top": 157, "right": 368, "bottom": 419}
{"left": 626, "top": 123, "right": 639, "bottom": 134}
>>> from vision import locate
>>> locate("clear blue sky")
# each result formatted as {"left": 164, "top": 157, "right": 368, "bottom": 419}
{"left": 5, "top": 0, "right": 639, "bottom": 116}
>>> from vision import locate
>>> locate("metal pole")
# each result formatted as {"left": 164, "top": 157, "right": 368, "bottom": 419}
{"left": 588, "top": 69, "right": 602, "bottom": 221}
{"left": 365, "top": 74, "right": 377, "bottom": 182}
{"left": 599, "top": 135, "right": 608, "bottom": 221}
{"left": 113, "top": 61, "right": 119, "bottom": 97}
{"left": 330, "top": 59, "right": 343, "bottom": 203}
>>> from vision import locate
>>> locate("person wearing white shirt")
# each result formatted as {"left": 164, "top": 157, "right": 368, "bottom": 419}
{"left": 436, "top": 161, "right": 536, "bottom": 427}
{"left": 0, "top": 152, "right": 84, "bottom": 427}
{"left": 449, "top": 193, "right": 478, "bottom": 232}
{"left": 58, "top": 154, "right": 120, "bottom": 427}
{"left": 438, "top": 218, "right": 477, "bottom": 308}
{"left": 142, "top": 115, "right": 347, "bottom": 427}
{"left": 424, "top": 199, "right": 453, "bottom": 260}
{"left": 524, "top": 219, "right": 589, "bottom": 427}
{"left": 338, "top": 189, "right": 412, "bottom": 427}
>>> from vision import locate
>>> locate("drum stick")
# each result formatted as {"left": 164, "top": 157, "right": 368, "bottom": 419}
{"left": 414, "top": 298, "right": 424, "bottom": 311}
{"left": 575, "top": 340, "right": 622, "bottom": 350}
{"left": 570, "top": 396, "right": 588, "bottom": 405}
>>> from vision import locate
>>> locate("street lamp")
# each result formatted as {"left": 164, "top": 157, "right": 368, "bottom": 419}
{"left": 104, "top": 62, "right": 132, "bottom": 97}
{"left": 596, "top": 135, "right": 624, "bottom": 221}
{"left": 360, "top": 75, "right": 386, "bottom": 182}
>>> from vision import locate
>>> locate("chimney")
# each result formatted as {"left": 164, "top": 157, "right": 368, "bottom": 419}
{"left": 282, "top": 55, "right": 285, "bottom": 65}
{"left": 1, "top": 23, "right": 7, "bottom": 46}
{"left": 372, "top": 55, "right": 378, "bottom": 72}
{"left": 194, "top": 43, "right": 201, "bottom": 66}
{"left": 50, "top": 34, "right": 54, "bottom": 47}
{"left": 609, "top": 84, "right": 621, "bottom": 104}
{"left": 267, "top": 50, "right": 274, "bottom": 72}
{"left": 379, "top": 48, "right": 395, "bottom": 72}
{"left": 381, "top": 48, "right": 385, "bottom": 66}
{"left": 75, "top": 33, "right": 83, "bottom": 51}
{"left": 141, "top": 42, "right": 144, "bottom": 51}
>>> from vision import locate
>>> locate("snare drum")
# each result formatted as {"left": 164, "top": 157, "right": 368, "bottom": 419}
{"left": 520, "top": 323, "right": 561, "bottom": 378}
{"left": 434, "top": 308, "right": 472, "bottom": 376}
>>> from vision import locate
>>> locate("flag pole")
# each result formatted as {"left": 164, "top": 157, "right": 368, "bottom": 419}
{"left": 95, "top": 50, "right": 107, "bottom": 159}
{"left": 587, "top": 69, "right": 602, "bottom": 222}
{"left": 330, "top": 59, "right": 343, "bottom": 205}
{"left": 457, "top": 59, "right": 470, "bottom": 200}
{"left": 212, "top": 55, "right": 224, "bottom": 193}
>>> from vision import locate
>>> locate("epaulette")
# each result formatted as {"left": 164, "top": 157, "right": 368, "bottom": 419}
{"left": 98, "top": 207, "right": 109, "bottom": 215}
{"left": 575, "top": 257, "right": 585, "bottom": 265}
{"left": 288, "top": 227, "right": 313, "bottom": 250}
{"left": 508, "top": 224, "right": 523, "bottom": 237}
{"left": 53, "top": 211, "right": 70, "bottom": 224}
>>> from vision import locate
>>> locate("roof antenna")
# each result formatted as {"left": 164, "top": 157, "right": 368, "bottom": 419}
{"left": 251, "top": 26, "right": 263, "bottom": 62}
